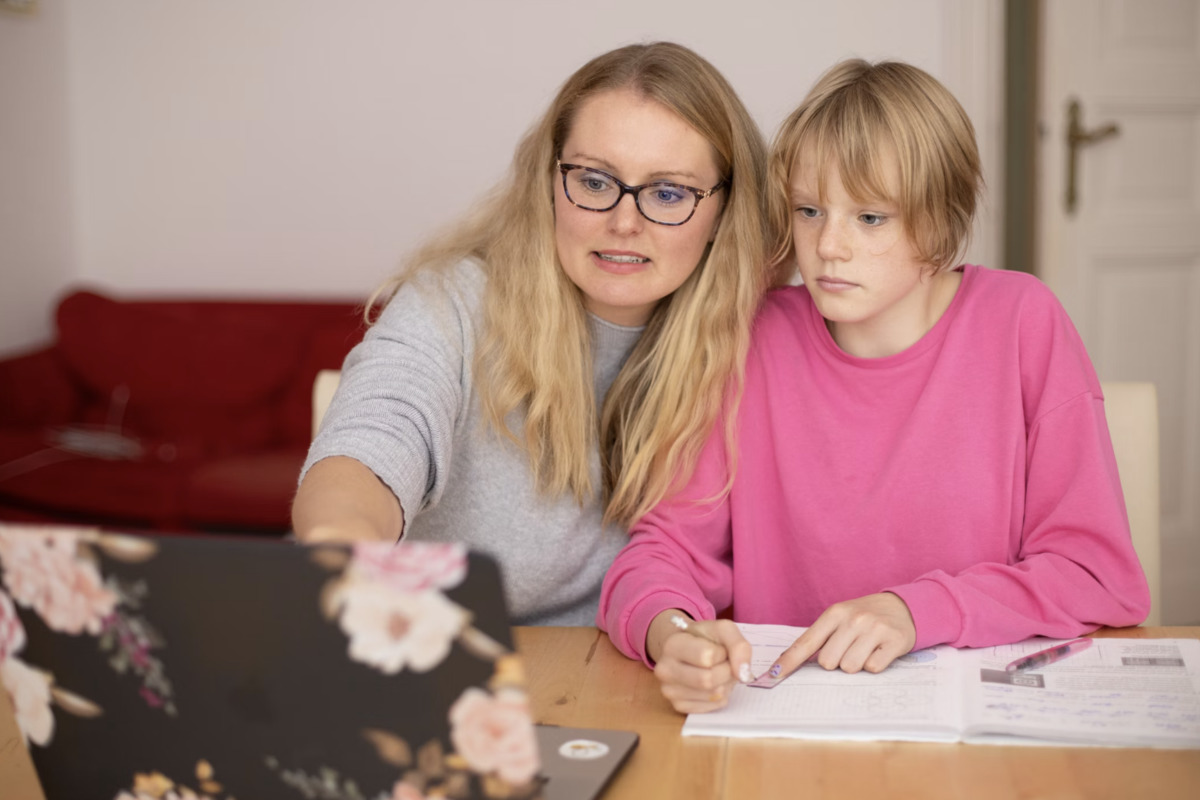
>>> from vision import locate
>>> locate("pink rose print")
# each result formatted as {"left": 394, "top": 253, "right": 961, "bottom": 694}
{"left": 448, "top": 687, "right": 540, "bottom": 785}
{"left": 113, "top": 763, "right": 231, "bottom": 800}
{"left": 335, "top": 581, "right": 469, "bottom": 673}
{"left": 0, "top": 589, "right": 26, "bottom": 661}
{"left": 0, "top": 656, "right": 54, "bottom": 746}
{"left": 349, "top": 541, "right": 467, "bottom": 593}
{"left": 390, "top": 782, "right": 429, "bottom": 800}
{"left": 115, "top": 789, "right": 216, "bottom": 800}
{"left": 0, "top": 527, "right": 117, "bottom": 635}
{"left": 0, "top": 525, "right": 174, "bottom": 723}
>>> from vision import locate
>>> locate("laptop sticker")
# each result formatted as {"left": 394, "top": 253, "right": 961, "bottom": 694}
{"left": 0, "top": 524, "right": 546, "bottom": 800}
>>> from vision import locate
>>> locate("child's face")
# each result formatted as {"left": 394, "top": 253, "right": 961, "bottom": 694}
{"left": 789, "top": 147, "right": 952, "bottom": 358}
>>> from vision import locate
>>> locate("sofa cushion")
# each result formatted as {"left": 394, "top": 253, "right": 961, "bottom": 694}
{"left": 0, "top": 429, "right": 188, "bottom": 528}
{"left": 183, "top": 449, "right": 308, "bottom": 530}
{"left": 0, "top": 289, "right": 363, "bottom": 535}
{"left": 55, "top": 291, "right": 303, "bottom": 451}
{"left": 57, "top": 290, "right": 301, "bottom": 408}
{"left": 0, "top": 347, "right": 79, "bottom": 426}
{"left": 278, "top": 316, "right": 366, "bottom": 444}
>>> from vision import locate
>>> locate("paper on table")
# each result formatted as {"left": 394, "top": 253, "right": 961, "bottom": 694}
{"left": 682, "top": 623, "right": 1200, "bottom": 748}
{"left": 962, "top": 638, "right": 1200, "bottom": 747}
{"left": 682, "top": 623, "right": 965, "bottom": 741}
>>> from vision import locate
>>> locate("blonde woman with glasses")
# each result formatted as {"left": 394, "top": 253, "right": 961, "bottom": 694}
{"left": 292, "top": 42, "right": 779, "bottom": 625}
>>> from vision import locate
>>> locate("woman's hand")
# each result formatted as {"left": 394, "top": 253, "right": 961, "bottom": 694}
{"left": 764, "top": 593, "right": 916, "bottom": 683}
{"left": 646, "top": 610, "right": 754, "bottom": 714}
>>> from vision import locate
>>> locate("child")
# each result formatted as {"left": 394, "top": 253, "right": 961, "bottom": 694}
{"left": 597, "top": 59, "right": 1150, "bottom": 713}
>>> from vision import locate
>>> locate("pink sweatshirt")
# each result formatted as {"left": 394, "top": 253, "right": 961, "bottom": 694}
{"left": 599, "top": 266, "right": 1150, "bottom": 665}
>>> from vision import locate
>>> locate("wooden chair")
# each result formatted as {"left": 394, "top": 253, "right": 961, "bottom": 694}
{"left": 1101, "top": 381, "right": 1162, "bottom": 626}
{"left": 311, "top": 368, "right": 341, "bottom": 438}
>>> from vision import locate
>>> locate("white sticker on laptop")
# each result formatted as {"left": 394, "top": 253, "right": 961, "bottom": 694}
{"left": 558, "top": 739, "right": 610, "bottom": 760}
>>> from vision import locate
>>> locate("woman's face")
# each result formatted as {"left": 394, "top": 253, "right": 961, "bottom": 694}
{"left": 554, "top": 88, "right": 724, "bottom": 327}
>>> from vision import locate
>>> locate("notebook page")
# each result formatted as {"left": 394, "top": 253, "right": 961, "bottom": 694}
{"left": 681, "top": 623, "right": 963, "bottom": 741}
{"left": 961, "top": 637, "right": 1200, "bottom": 748}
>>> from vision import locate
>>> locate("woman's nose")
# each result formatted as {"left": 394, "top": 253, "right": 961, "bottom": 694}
{"left": 607, "top": 193, "right": 645, "bottom": 235}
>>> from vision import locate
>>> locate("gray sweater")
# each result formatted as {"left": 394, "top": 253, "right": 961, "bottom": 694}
{"left": 301, "top": 260, "right": 643, "bottom": 625}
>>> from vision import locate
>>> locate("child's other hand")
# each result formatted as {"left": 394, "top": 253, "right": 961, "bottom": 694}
{"left": 646, "top": 611, "right": 753, "bottom": 714}
{"left": 769, "top": 592, "right": 916, "bottom": 681}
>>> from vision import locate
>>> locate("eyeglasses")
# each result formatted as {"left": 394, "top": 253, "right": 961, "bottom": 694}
{"left": 556, "top": 161, "right": 725, "bottom": 226}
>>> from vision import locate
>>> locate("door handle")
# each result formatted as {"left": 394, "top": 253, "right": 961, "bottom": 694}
{"left": 1066, "top": 98, "right": 1120, "bottom": 214}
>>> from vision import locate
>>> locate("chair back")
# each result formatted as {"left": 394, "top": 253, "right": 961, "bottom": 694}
{"left": 1101, "top": 381, "right": 1161, "bottom": 626}
{"left": 312, "top": 369, "right": 341, "bottom": 438}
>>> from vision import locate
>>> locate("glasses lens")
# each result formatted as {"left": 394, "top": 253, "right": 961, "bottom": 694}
{"left": 562, "top": 166, "right": 700, "bottom": 225}
{"left": 564, "top": 167, "right": 620, "bottom": 211}
{"left": 637, "top": 183, "right": 697, "bottom": 225}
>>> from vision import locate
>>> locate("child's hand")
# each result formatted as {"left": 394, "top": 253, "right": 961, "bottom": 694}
{"left": 767, "top": 593, "right": 916, "bottom": 682}
{"left": 646, "top": 611, "right": 754, "bottom": 714}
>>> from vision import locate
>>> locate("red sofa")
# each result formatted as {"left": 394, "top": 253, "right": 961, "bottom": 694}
{"left": 0, "top": 288, "right": 365, "bottom": 533}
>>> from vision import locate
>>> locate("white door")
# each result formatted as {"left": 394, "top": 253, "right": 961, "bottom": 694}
{"left": 1039, "top": 0, "right": 1200, "bottom": 624}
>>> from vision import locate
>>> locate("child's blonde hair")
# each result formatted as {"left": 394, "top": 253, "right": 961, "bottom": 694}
{"left": 371, "top": 42, "right": 777, "bottom": 526}
{"left": 768, "top": 59, "right": 983, "bottom": 273}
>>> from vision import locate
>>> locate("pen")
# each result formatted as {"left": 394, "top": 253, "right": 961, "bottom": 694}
{"left": 1005, "top": 638, "right": 1093, "bottom": 672}
{"left": 668, "top": 614, "right": 755, "bottom": 684}
{"left": 668, "top": 613, "right": 721, "bottom": 644}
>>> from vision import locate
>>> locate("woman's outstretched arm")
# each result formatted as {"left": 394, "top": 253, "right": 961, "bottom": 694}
{"left": 292, "top": 455, "right": 404, "bottom": 543}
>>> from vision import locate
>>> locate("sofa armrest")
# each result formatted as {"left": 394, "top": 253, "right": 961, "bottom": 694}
{"left": 0, "top": 346, "right": 81, "bottom": 426}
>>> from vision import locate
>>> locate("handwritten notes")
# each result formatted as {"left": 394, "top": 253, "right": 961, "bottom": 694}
{"left": 681, "top": 624, "right": 1200, "bottom": 748}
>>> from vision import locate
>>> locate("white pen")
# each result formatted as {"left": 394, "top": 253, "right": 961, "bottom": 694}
{"left": 668, "top": 613, "right": 755, "bottom": 684}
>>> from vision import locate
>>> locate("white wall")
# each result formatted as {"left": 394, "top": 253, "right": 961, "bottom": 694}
{"left": 1, "top": 0, "right": 1002, "bottom": 347}
{"left": 0, "top": 0, "right": 74, "bottom": 356}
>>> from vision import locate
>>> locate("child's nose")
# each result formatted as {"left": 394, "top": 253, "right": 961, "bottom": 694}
{"left": 816, "top": 219, "right": 850, "bottom": 261}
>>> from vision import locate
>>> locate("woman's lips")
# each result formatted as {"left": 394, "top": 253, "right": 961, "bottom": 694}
{"left": 592, "top": 251, "right": 650, "bottom": 274}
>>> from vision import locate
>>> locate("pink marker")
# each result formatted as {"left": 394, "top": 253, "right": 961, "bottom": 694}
{"left": 1005, "top": 638, "right": 1094, "bottom": 672}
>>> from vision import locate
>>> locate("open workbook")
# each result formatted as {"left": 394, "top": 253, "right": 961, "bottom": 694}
{"left": 682, "top": 624, "right": 1200, "bottom": 748}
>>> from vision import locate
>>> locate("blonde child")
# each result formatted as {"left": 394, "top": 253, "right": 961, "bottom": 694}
{"left": 598, "top": 59, "right": 1150, "bottom": 712}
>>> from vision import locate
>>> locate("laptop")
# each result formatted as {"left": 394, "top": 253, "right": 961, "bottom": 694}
{"left": 0, "top": 523, "right": 637, "bottom": 799}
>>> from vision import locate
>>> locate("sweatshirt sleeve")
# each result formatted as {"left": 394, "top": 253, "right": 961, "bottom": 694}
{"left": 300, "top": 262, "right": 481, "bottom": 532}
{"left": 889, "top": 286, "right": 1151, "bottom": 649}
{"left": 598, "top": 426, "right": 737, "bottom": 666}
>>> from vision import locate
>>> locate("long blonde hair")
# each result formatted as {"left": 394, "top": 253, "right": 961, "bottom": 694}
{"left": 768, "top": 59, "right": 983, "bottom": 273}
{"left": 371, "top": 42, "right": 774, "bottom": 526}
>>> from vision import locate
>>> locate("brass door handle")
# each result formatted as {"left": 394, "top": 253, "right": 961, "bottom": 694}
{"left": 1066, "top": 98, "right": 1120, "bottom": 214}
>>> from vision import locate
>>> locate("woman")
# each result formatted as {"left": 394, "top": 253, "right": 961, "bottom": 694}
{"left": 292, "top": 42, "right": 779, "bottom": 625}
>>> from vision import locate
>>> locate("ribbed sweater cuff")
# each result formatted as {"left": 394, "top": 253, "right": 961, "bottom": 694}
{"left": 886, "top": 581, "right": 963, "bottom": 652}
{"left": 621, "top": 592, "right": 711, "bottom": 668}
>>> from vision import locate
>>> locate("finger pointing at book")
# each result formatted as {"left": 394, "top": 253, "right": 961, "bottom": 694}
{"left": 766, "top": 593, "right": 917, "bottom": 684}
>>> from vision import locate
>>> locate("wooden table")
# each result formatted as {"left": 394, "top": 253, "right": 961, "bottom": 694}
{"left": 3, "top": 627, "right": 1199, "bottom": 799}
{"left": 516, "top": 625, "right": 1200, "bottom": 800}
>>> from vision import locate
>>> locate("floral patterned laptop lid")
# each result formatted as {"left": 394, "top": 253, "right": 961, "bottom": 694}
{"left": 0, "top": 523, "right": 543, "bottom": 800}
